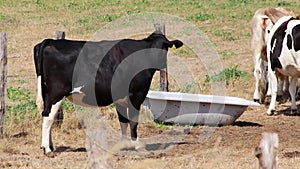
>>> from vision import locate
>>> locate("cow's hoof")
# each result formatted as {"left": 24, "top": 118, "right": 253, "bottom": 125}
{"left": 290, "top": 109, "right": 298, "bottom": 116}
{"left": 276, "top": 95, "right": 286, "bottom": 104}
{"left": 267, "top": 110, "right": 275, "bottom": 116}
{"left": 41, "top": 146, "right": 56, "bottom": 158}
{"left": 132, "top": 140, "right": 145, "bottom": 151}
{"left": 50, "top": 145, "right": 54, "bottom": 152}
{"left": 276, "top": 95, "right": 283, "bottom": 100}
{"left": 121, "top": 135, "right": 129, "bottom": 141}
{"left": 41, "top": 145, "right": 54, "bottom": 154}
{"left": 253, "top": 99, "right": 260, "bottom": 103}
{"left": 45, "top": 152, "right": 57, "bottom": 158}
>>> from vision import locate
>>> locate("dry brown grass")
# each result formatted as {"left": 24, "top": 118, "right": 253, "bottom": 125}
{"left": 1, "top": 0, "right": 300, "bottom": 168}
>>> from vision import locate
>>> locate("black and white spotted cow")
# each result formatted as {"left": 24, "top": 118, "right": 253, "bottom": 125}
{"left": 251, "top": 7, "right": 295, "bottom": 103}
{"left": 34, "top": 31, "right": 183, "bottom": 154}
{"left": 267, "top": 16, "right": 300, "bottom": 115}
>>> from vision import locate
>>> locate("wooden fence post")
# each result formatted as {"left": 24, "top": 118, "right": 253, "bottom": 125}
{"left": 0, "top": 33, "right": 7, "bottom": 135}
{"left": 55, "top": 31, "right": 65, "bottom": 40}
{"left": 154, "top": 23, "right": 168, "bottom": 92}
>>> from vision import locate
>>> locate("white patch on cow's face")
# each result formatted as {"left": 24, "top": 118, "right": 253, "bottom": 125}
{"left": 71, "top": 85, "right": 85, "bottom": 94}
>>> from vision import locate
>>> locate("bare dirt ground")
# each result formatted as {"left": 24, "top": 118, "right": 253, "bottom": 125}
{"left": 0, "top": 101, "right": 300, "bottom": 169}
{"left": 1, "top": 47, "right": 300, "bottom": 169}
{"left": 1, "top": 31, "right": 300, "bottom": 169}
{"left": 2, "top": 35, "right": 300, "bottom": 169}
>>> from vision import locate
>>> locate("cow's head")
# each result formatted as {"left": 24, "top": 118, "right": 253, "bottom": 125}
{"left": 255, "top": 132, "right": 279, "bottom": 169}
{"left": 146, "top": 31, "right": 183, "bottom": 50}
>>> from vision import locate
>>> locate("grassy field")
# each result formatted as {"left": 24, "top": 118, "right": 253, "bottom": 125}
{"left": 2, "top": 0, "right": 300, "bottom": 114}
{"left": 1, "top": 0, "right": 300, "bottom": 168}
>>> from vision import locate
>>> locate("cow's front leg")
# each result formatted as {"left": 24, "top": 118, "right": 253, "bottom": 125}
{"left": 116, "top": 104, "right": 129, "bottom": 140}
{"left": 128, "top": 104, "right": 139, "bottom": 141}
{"left": 253, "top": 58, "right": 262, "bottom": 102}
{"left": 129, "top": 120, "right": 138, "bottom": 141}
{"left": 267, "top": 71, "right": 278, "bottom": 115}
{"left": 128, "top": 106, "right": 145, "bottom": 150}
{"left": 289, "top": 77, "right": 298, "bottom": 115}
{"left": 41, "top": 100, "right": 63, "bottom": 154}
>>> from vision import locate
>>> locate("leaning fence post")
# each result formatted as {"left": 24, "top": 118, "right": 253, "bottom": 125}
{"left": 154, "top": 23, "right": 168, "bottom": 92}
{"left": 0, "top": 32, "right": 7, "bottom": 135}
{"left": 55, "top": 31, "right": 65, "bottom": 40}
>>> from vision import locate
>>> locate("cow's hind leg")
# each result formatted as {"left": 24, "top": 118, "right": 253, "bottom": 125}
{"left": 267, "top": 70, "right": 278, "bottom": 115}
{"left": 36, "top": 76, "right": 63, "bottom": 128}
{"left": 36, "top": 76, "right": 44, "bottom": 113}
{"left": 253, "top": 58, "right": 262, "bottom": 102}
{"left": 289, "top": 77, "right": 298, "bottom": 115}
{"left": 41, "top": 100, "right": 63, "bottom": 154}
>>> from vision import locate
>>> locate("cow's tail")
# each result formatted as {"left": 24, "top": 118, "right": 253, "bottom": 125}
{"left": 34, "top": 39, "right": 50, "bottom": 113}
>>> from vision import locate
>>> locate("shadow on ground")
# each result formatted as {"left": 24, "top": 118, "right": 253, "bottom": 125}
{"left": 54, "top": 146, "right": 86, "bottom": 153}
{"left": 233, "top": 121, "right": 263, "bottom": 127}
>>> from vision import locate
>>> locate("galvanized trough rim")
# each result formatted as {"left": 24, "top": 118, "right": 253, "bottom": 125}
{"left": 146, "top": 90, "right": 260, "bottom": 107}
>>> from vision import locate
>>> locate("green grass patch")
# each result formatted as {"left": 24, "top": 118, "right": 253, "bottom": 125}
{"left": 186, "top": 13, "right": 215, "bottom": 22}
{"left": 96, "top": 14, "right": 118, "bottom": 22}
{"left": 205, "top": 65, "right": 247, "bottom": 85}
{"left": 218, "top": 0, "right": 253, "bottom": 9}
{"left": 5, "top": 86, "right": 82, "bottom": 124}
{"left": 77, "top": 16, "right": 96, "bottom": 30}
{"left": 277, "top": 1, "right": 292, "bottom": 6}
{"left": 0, "top": 13, "right": 6, "bottom": 19}
{"left": 153, "top": 121, "right": 173, "bottom": 130}
{"left": 35, "top": 0, "right": 58, "bottom": 11}
{"left": 61, "top": 99, "right": 77, "bottom": 113}
{"left": 218, "top": 50, "right": 235, "bottom": 60}
{"left": 213, "top": 29, "right": 237, "bottom": 41}
{"left": 84, "top": 0, "right": 103, "bottom": 9}
{"left": 178, "top": 82, "right": 201, "bottom": 94}
{"left": 6, "top": 87, "right": 37, "bottom": 123}
{"left": 132, "top": 0, "right": 151, "bottom": 6}
{"left": 7, "top": 87, "right": 32, "bottom": 102}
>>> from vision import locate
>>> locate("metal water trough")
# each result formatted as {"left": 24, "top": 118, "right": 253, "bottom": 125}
{"left": 143, "top": 91, "right": 260, "bottom": 126}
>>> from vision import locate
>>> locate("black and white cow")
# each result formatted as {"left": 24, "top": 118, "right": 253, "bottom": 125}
{"left": 251, "top": 7, "right": 295, "bottom": 103}
{"left": 34, "top": 31, "right": 183, "bottom": 154}
{"left": 267, "top": 16, "right": 300, "bottom": 115}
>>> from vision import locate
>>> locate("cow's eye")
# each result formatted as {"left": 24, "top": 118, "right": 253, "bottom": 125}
{"left": 267, "top": 30, "right": 270, "bottom": 34}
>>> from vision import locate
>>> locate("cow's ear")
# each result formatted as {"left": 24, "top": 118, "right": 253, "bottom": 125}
{"left": 169, "top": 40, "right": 183, "bottom": 49}
{"left": 262, "top": 16, "right": 269, "bottom": 28}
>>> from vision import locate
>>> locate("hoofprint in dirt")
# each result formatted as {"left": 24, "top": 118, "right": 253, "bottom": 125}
{"left": 0, "top": 103, "right": 299, "bottom": 169}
